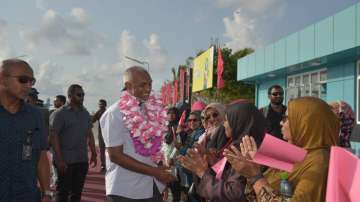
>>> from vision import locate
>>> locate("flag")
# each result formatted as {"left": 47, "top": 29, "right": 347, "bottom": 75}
{"left": 217, "top": 48, "right": 225, "bottom": 89}
{"left": 173, "top": 79, "right": 178, "bottom": 105}
{"left": 178, "top": 111, "right": 186, "bottom": 127}
{"left": 179, "top": 68, "right": 186, "bottom": 101}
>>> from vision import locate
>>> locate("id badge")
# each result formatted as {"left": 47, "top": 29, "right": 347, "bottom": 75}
{"left": 22, "top": 130, "right": 34, "bottom": 161}
{"left": 22, "top": 144, "right": 32, "bottom": 160}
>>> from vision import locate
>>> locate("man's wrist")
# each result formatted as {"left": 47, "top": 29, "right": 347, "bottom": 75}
{"left": 42, "top": 190, "right": 54, "bottom": 198}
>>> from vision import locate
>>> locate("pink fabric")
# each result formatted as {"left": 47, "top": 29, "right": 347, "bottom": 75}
{"left": 326, "top": 146, "right": 360, "bottom": 202}
{"left": 191, "top": 101, "right": 206, "bottom": 111}
{"left": 252, "top": 134, "right": 307, "bottom": 172}
{"left": 216, "top": 48, "right": 225, "bottom": 89}
{"left": 212, "top": 157, "right": 227, "bottom": 180}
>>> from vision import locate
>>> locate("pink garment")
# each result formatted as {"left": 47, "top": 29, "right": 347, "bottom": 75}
{"left": 191, "top": 101, "right": 206, "bottom": 112}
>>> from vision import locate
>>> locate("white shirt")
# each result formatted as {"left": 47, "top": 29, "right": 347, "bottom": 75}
{"left": 100, "top": 101, "right": 165, "bottom": 199}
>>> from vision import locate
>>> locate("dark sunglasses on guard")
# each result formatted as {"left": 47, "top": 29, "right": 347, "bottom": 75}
{"left": 205, "top": 112, "right": 219, "bottom": 121}
{"left": 76, "top": 93, "right": 85, "bottom": 97}
{"left": 8, "top": 75, "right": 36, "bottom": 86}
{"left": 271, "top": 92, "right": 284, "bottom": 96}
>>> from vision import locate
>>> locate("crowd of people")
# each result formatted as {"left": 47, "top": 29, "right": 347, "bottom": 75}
{"left": 0, "top": 58, "right": 356, "bottom": 202}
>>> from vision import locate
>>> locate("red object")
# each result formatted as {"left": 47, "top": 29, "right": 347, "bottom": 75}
{"left": 178, "top": 111, "right": 186, "bottom": 127}
{"left": 179, "top": 68, "right": 186, "bottom": 101}
{"left": 186, "top": 69, "right": 190, "bottom": 101}
{"left": 217, "top": 48, "right": 225, "bottom": 89}
{"left": 191, "top": 101, "right": 206, "bottom": 112}
{"left": 173, "top": 79, "right": 178, "bottom": 105}
{"left": 167, "top": 84, "right": 173, "bottom": 105}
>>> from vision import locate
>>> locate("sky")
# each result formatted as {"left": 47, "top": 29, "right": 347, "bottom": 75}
{"left": 0, "top": 0, "right": 359, "bottom": 112}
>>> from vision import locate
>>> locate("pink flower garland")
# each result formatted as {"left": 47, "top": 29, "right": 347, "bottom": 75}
{"left": 118, "top": 91, "right": 167, "bottom": 163}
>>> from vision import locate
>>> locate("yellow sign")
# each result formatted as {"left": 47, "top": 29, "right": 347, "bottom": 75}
{"left": 192, "top": 47, "right": 214, "bottom": 92}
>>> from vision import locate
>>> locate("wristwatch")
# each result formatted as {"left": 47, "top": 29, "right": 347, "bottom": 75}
{"left": 42, "top": 190, "right": 54, "bottom": 198}
{"left": 247, "top": 171, "right": 264, "bottom": 186}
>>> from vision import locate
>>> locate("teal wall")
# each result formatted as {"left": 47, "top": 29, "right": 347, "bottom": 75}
{"left": 238, "top": 3, "right": 360, "bottom": 81}
{"left": 255, "top": 63, "right": 355, "bottom": 109}
{"left": 351, "top": 142, "right": 360, "bottom": 156}
{"left": 327, "top": 62, "right": 356, "bottom": 109}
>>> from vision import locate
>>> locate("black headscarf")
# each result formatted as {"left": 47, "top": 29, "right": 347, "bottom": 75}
{"left": 225, "top": 102, "right": 266, "bottom": 147}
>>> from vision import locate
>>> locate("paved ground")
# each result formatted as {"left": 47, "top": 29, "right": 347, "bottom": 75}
{"left": 81, "top": 164, "right": 106, "bottom": 202}
{"left": 80, "top": 124, "right": 107, "bottom": 202}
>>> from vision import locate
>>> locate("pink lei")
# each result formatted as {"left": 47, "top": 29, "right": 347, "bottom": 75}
{"left": 118, "top": 91, "right": 167, "bottom": 163}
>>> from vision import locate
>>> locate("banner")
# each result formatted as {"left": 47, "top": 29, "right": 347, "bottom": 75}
{"left": 192, "top": 46, "right": 214, "bottom": 92}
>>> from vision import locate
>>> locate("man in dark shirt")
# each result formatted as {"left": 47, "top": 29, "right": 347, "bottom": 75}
{"left": 50, "top": 84, "right": 97, "bottom": 202}
{"left": 92, "top": 99, "right": 107, "bottom": 172}
{"left": 0, "top": 59, "right": 51, "bottom": 202}
{"left": 260, "top": 85, "right": 287, "bottom": 139}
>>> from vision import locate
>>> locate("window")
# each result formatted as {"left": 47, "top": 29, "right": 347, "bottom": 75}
{"left": 286, "top": 69, "right": 327, "bottom": 104}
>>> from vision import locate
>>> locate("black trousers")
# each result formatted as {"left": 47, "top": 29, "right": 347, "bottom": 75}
{"left": 55, "top": 162, "right": 89, "bottom": 202}
{"left": 107, "top": 183, "right": 162, "bottom": 202}
{"left": 98, "top": 132, "right": 106, "bottom": 168}
{"left": 169, "top": 180, "right": 181, "bottom": 202}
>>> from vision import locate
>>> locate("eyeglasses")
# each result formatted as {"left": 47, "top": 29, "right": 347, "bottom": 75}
{"left": 8, "top": 75, "right": 36, "bottom": 86}
{"left": 205, "top": 112, "right": 219, "bottom": 121}
{"left": 76, "top": 93, "right": 85, "bottom": 97}
{"left": 188, "top": 118, "right": 199, "bottom": 122}
{"left": 271, "top": 92, "right": 284, "bottom": 97}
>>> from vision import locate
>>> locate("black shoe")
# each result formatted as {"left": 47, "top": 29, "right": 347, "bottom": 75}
{"left": 100, "top": 166, "right": 106, "bottom": 173}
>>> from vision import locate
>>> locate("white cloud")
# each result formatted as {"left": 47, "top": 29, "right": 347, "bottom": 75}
{"left": 23, "top": 8, "right": 103, "bottom": 56}
{"left": 71, "top": 8, "right": 88, "bottom": 25}
{"left": 117, "top": 30, "right": 169, "bottom": 74}
{"left": 0, "top": 19, "right": 11, "bottom": 61}
{"left": 223, "top": 9, "right": 262, "bottom": 50}
{"left": 143, "top": 33, "right": 169, "bottom": 72}
{"left": 118, "top": 30, "right": 145, "bottom": 69}
{"left": 33, "top": 61, "right": 66, "bottom": 96}
{"left": 221, "top": 0, "right": 287, "bottom": 50}
{"left": 216, "top": 0, "right": 286, "bottom": 16}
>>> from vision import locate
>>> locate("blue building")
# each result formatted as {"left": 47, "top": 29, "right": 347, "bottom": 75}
{"left": 237, "top": 3, "right": 360, "bottom": 155}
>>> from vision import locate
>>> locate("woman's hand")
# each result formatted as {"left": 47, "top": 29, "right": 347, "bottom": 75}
{"left": 240, "top": 135, "right": 258, "bottom": 160}
{"left": 223, "top": 135, "right": 260, "bottom": 178}
{"left": 178, "top": 148, "right": 208, "bottom": 178}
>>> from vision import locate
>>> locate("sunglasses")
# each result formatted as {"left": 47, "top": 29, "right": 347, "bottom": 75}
{"left": 188, "top": 118, "right": 199, "bottom": 122}
{"left": 205, "top": 112, "right": 219, "bottom": 121}
{"left": 76, "top": 93, "right": 85, "bottom": 97}
{"left": 271, "top": 92, "right": 284, "bottom": 97}
{"left": 8, "top": 75, "right": 36, "bottom": 86}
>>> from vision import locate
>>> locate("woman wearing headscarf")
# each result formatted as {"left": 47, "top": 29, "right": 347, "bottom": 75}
{"left": 198, "top": 103, "right": 228, "bottom": 151}
{"left": 179, "top": 102, "right": 266, "bottom": 202}
{"left": 329, "top": 100, "right": 354, "bottom": 148}
{"left": 225, "top": 97, "right": 339, "bottom": 202}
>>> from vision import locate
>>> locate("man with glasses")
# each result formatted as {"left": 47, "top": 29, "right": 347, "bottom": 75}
{"left": 260, "top": 85, "right": 287, "bottom": 139}
{"left": 50, "top": 84, "right": 97, "bottom": 202}
{"left": 0, "top": 59, "right": 51, "bottom": 201}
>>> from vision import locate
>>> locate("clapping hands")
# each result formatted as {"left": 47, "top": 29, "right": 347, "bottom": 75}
{"left": 223, "top": 135, "right": 260, "bottom": 178}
